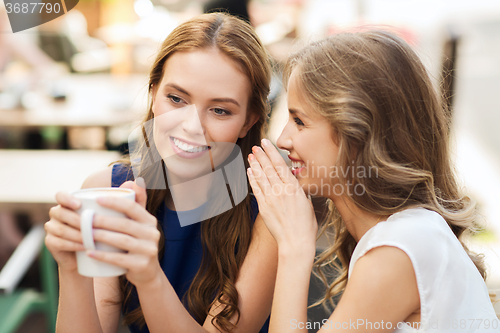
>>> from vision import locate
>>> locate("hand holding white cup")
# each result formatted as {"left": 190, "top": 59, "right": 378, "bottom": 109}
{"left": 72, "top": 187, "right": 135, "bottom": 277}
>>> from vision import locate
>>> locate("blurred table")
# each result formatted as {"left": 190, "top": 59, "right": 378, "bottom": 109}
{"left": 0, "top": 149, "right": 120, "bottom": 211}
{"left": 0, "top": 74, "right": 148, "bottom": 128}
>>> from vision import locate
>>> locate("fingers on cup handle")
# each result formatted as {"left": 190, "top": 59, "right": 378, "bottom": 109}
{"left": 48, "top": 205, "right": 82, "bottom": 230}
{"left": 133, "top": 177, "right": 148, "bottom": 208}
{"left": 45, "top": 234, "right": 85, "bottom": 253}
{"left": 45, "top": 219, "right": 80, "bottom": 243}
{"left": 55, "top": 191, "right": 81, "bottom": 210}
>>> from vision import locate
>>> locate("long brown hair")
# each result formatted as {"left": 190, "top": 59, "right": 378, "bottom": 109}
{"left": 119, "top": 13, "right": 271, "bottom": 331}
{"left": 283, "top": 29, "right": 485, "bottom": 310}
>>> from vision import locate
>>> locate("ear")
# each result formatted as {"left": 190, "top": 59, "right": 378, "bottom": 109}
{"left": 151, "top": 83, "right": 158, "bottom": 114}
{"left": 239, "top": 112, "right": 260, "bottom": 138}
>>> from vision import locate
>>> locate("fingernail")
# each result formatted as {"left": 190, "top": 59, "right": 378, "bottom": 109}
{"left": 247, "top": 167, "right": 253, "bottom": 175}
{"left": 252, "top": 146, "right": 262, "bottom": 153}
{"left": 86, "top": 250, "right": 95, "bottom": 257}
{"left": 136, "top": 177, "right": 146, "bottom": 189}
{"left": 71, "top": 199, "right": 80, "bottom": 208}
{"left": 262, "top": 138, "right": 271, "bottom": 146}
{"left": 248, "top": 153, "right": 254, "bottom": 161}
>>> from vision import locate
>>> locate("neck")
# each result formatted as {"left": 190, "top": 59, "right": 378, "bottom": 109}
{"left": 329, "top": 195, "right": 385, "bottom": 242}
{"left": 165, "top": 170, "right": 210, "bottom": 211}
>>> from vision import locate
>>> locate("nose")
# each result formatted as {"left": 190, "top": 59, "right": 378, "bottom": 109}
{"left": 276, "top": 119, "right": 294, "bottom": 152}
{"left": 181, "top": 104, "right": 205, "bottom": 138}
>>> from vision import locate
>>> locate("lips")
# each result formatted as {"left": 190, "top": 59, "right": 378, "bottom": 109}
{"left": 291, "top": 161, "right": 306, "bottom": 169}
{"left": 288, "top": 156, "right": 306, "bottom": 176}
{"left": 170, "top": 136, "right": 210, "bottom": 159}
{"left": 172, "top": 137, "right": 209, "bottom": 153}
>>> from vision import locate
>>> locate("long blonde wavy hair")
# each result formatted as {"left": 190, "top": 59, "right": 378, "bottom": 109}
{"left": 282, "top": 30, "right": 485, "bottom": 310}
{"left": 118, "top": 13, "right": 271, "bottom": 331}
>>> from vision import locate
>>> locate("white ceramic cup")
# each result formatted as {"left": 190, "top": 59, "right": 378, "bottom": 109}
{"left": 72, "top": 187, "right": 135, "bottom": 277}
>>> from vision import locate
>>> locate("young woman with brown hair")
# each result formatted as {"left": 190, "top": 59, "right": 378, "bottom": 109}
{"left": 45, "top": 13, "right": 277, "bottom": 333}
{"left": 248, "top": 30, "right": 497, "bottom": 332}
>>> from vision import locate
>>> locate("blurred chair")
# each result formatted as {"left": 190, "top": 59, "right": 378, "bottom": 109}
{"left": 204, "top": 0, "right": 250, "bottom": 23}
{"left": 38, "top": 10, "right": 112, "bottom": 73}
{"left": 0, "top": 225, "right": 58, "bottom": 333}
{"left": 38, "top": 32, "right": 78, "bottom": 68}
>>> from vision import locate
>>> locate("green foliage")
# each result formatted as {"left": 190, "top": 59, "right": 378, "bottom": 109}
{"left": 472, "top": 228, "right": 497, "bottom": 243}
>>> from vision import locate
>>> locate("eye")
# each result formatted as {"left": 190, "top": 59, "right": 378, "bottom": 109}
{"left": 213, "top": 108, "right": 232, "bottom": 116}
{"left": 167, "top": 94, "right": 183, "bottom": 104}
{"left": 294, "top": 117, "right": 304, "bottom": 126}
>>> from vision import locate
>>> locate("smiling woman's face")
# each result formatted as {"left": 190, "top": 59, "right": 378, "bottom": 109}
{"left": 277, "top": 68, "right": 340, "bottom": 198}
{"left": 151, "top": 48, "right": 256, "bottom": 182}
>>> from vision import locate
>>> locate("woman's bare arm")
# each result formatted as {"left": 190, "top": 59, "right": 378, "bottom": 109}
{"left": 204, "top": 214, "right": 279, "bottom": 333}
{"left": 71, "top": 167, "right": 278, "bottom": 333}
{"left": 318, "top": 246, "right": 420, "bottom": 332}
{"left": 268, "top": 245, "right": 420, "bottom": 333}
{"left": 53, "top": 167, "right": 122, "bottom": 333}
{"left": 133, "top": 214, "right": 278, "bottom": 333}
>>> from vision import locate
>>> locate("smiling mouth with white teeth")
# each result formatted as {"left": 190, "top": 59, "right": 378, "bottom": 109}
{"left": 290, "top": 160, "right": 306, "bottom": 176}
{"left": 172, "top": 137, "right": 210, "bottom": 153}
{"left": 291, "top": 161, "right": 306, "bottom": 170}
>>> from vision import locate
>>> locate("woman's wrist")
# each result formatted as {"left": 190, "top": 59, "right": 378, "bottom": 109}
{"left": 134, "top": 269, "right": 164, "bottom": 293}
{"left": 278, "top": 242, "right": 316, "bottom": 268}
{"left": 58, "top": 265, "right": 89, "bottom": 279}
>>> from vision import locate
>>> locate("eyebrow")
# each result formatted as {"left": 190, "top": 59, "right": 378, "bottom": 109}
{"left": 164, "top": 83, "right": 190, "bottom": 96}
{"left": 289, "top": 108, "right": 310, "bottom": 119}
{"left": 164, "top": 83, "right": 241, "bottom": 107}
{"left": 211, "top": 98, "right": 240, "bottom": 107}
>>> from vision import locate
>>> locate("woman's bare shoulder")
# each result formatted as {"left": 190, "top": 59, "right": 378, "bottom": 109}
{"left": 81, "top": 166, "right": 114, "bottom": 189}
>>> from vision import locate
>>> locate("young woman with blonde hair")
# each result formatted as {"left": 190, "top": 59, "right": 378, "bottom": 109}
{"left": 45, "top": 13, "right": 277, "bottom": 333}
{"left": 248, "top": 30, "right": 497, "bottom": 332}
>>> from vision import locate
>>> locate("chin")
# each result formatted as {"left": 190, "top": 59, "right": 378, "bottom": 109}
{"left": 163, "top": 160, "right": 212, "bottom": 182}
{"left": 299, "top": 180, "right": 314, "bottom": 193}
{"left": 300, "top": 178, "right": 330, "bottom": 198}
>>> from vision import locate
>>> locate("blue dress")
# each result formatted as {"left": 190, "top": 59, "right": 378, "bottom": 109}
{"left": 111, "top": 164, "right": 270, "bottom": 333}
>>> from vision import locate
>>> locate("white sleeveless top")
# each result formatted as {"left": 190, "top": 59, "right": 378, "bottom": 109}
{"left": 348, "top": 208, "right": 499, "bottom": 332}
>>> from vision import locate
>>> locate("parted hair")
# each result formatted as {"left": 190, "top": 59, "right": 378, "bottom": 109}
{"left": 119, "top": 13, "right": 271, "bottom": 331}
{"left": 282, "top": 29, "right": 485, "bottom": 309}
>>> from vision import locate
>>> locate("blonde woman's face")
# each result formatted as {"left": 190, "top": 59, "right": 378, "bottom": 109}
{"left": 277, "top": 69, "right": 340, "bottom": 198}
{"left": 151, "top": 48, "right": 257, "bottom": 182}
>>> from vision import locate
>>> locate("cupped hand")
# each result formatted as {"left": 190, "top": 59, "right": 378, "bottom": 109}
{"left": 44, "top": 192, "right": 86, "bottom": 273}
{"left": 86, "top": 179, "right": 162, "bottom": 287}
{"left": 247, "top": 139, "right": 317, "bottom": 257}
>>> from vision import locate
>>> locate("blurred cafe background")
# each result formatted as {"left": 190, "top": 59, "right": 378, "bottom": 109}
{"left": 0, "top": 0, "right": 500, "bottom": 332}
